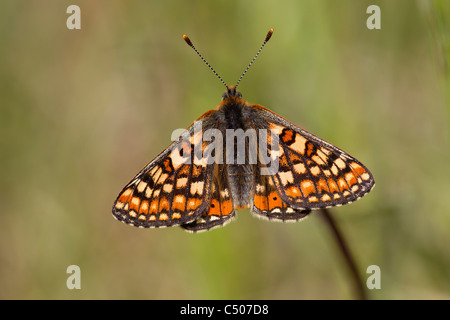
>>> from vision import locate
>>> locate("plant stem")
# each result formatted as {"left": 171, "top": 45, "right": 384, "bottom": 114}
{"left": 319, "top": 208, "right": 368, "bottom": 300}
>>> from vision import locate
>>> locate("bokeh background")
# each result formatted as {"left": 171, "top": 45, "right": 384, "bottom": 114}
{"left": 0, "top": 0, "right": 448, "bottom": 299}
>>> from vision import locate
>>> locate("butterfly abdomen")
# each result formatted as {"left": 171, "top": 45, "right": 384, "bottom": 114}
{"left": 227, "top": 164, "right": 253, "bottom": 209}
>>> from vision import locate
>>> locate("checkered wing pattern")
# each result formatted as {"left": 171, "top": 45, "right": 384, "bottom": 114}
{"left": 112, "top": 112, "right": 216, "bottom": 228}
{"left": 181, "top": 164, "right": 236, "bottom": 232}
{"left": 252, "top": 165, "right": 311, "bottom": 221}
{"left": 251, "top": 104, "right": 375, "bottom": 214}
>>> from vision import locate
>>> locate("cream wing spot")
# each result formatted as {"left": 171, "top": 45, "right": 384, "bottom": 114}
{"left": 361, "top": 173, "right": 371, "bottom": 181}
{"left": 145, "top": 186, "right": 153, "bottom": 198}
{"left": 170, "top": 147, "right": 187, "bottom": 169}
{"left": 320, "top": 148, "right": 332, "bottom": 156}
{"left": 190, "top": 181, "right": 204, "bottom": 195}
{"left": 163, "top": 183, "right": 173, "bottom": 193}
{"left": 158, "top": 173, "right": 169, "bottom": 185}
{"left": 331, "top": 164, "right": 339, "bottom": 176}
{"left": 279, "top": 171, "right": 294, "bottom": 184}
{"left": 121, "top": 188, "right": 132, "bottom": 197}
{"left": 172, "top": 212, "right": 182, "bottom": 219}
{"left": 131, "top": 197, "right": 140, "bottom": 207}
{"left": 174, "top": 194, "right": 185, "bottom": 203}
{"left": 152, "top": 167, "right": 162, "bottom": 182}
{"left": 159, "top": 213, "right": 169, "bottom": 221}
{"left": 310, "top": 166, "right": 321, "bottom": 176}
{"left": 323, "top": 169, "right": 332, "bottom": 177}
{"left": 115, "top": 201, "right": 124, "bottom": 209}
{"left": 294, "top": 162, "right": 307, "bottom": 174}
{"left": 140, "top": 201, "right": 149, "bottom": 212}
{"left": 335, "top": 158, "right": 347, "bottom": 170}
{"left": 269, "top": 124, "right": 284, "bottom": 135}
{"left": 220, "top": 189, "right": 229, "bottom": 198}
{"left": 137, "top": 181, "right": 147, "bottom": 193}
{"left": 176, "top": 177, "right": 188, "bottom": 188}
{"left": 256, "top": 184, "right": 265, "bottom": 193}
{"left": 312, "top": 155, "right": 326, "bottom": 165}
{"left": 290, "top": 135, "right": 307, "bottom": 155}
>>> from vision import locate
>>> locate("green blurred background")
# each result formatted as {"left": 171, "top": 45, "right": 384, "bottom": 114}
{"left": 0, "top": 0, "right": 448, "bottom": 299}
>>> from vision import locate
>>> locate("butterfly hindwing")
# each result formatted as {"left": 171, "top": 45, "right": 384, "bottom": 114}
{"left": 252, "top": 165, "right": 311, "bottom": 221}
{"left": 181, "top": 164, "right": 236, "bottom": 232}
{"left": 251, "top": 104, "right": 375, "bottom": 210}
{"left": 112, "top": 112, "right": 217, "bottom": 228}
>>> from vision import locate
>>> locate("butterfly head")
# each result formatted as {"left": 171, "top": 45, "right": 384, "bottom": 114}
{"left": 222, "top": 85, "right": 242, "bottom": 101}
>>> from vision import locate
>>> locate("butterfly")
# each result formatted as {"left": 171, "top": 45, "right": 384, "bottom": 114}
{"left": 112, "top": 28, "right": 375, "bottom": 232}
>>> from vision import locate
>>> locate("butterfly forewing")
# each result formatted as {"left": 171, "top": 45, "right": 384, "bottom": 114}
{"left": 112, "top": 112, "right": 217, "bottom": 228}
{"left": 251, "top": 104, "right": 375, "bottom": 210}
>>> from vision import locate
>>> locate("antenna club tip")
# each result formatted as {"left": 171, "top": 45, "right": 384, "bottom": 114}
{"left": 182, "top": 34, "right": 193, "bottom": 46}
{"left": 265, "top": 28, "right": 274, "bottom": 41}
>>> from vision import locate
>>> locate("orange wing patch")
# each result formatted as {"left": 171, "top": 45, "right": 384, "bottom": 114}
{"left": 254, "top": 194, "right": 269, "bottom": 211}
{"left": 252, "top": 169, "right": 311, "bottom": 221}
{"left": 181, "top": 165, "right": 236, "bottom": 232}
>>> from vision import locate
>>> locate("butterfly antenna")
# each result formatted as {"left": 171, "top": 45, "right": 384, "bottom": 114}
{"left": 235, "top": 28, "right": 274, "bottom": 89}
{"left": 182, "top": 34, "right": 228, "bottom": 89}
